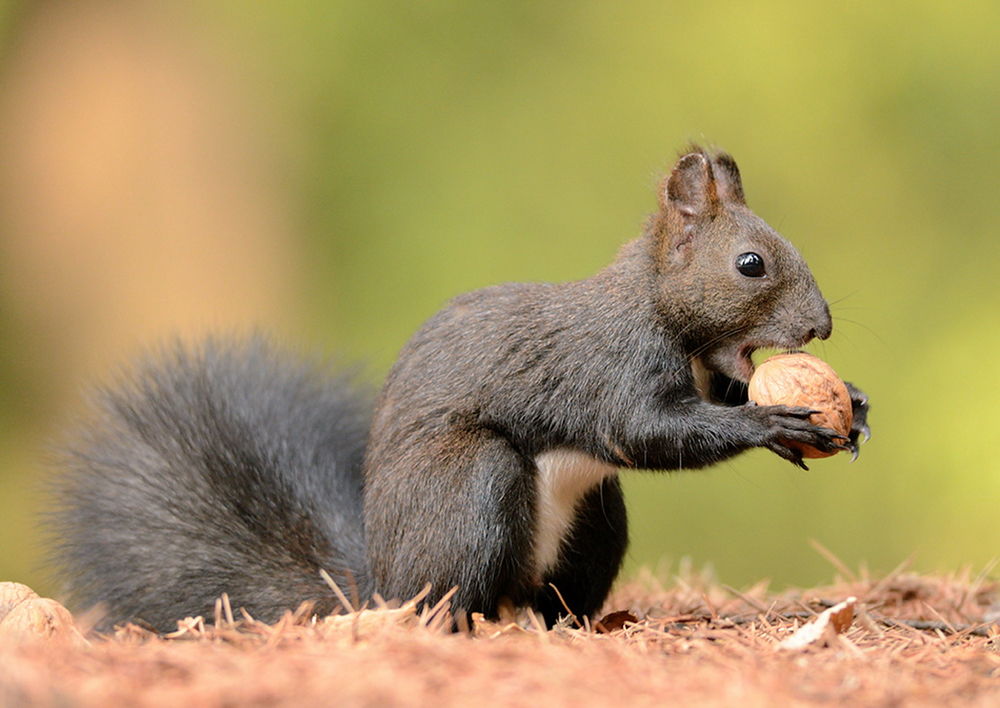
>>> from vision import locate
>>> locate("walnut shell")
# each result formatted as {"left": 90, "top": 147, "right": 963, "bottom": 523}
{"left": 0, "top": 582, "right": 87, "bottom": 645}
{"left": 747, "top": 352, "right": 852, "bottom": 459}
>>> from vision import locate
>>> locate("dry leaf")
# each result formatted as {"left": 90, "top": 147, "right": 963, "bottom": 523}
{"left": 778, "top": 597, "right": 855, "bottom": 650}
{"left": 595, "top": 610, "right": 638, "bottom": 633}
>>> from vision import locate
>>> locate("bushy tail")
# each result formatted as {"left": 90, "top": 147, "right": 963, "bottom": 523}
{"left": 50, "top": 337, "right": 373, "bottom": 631}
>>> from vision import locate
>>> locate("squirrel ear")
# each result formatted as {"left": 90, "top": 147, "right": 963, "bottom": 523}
{"left": 661, "top": 152, "right": 718, "bottom": 218}
{"left": 712, "top": 152, "right": 745, "bottom": 204}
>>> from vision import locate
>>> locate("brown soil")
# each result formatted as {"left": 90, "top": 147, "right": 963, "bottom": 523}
{"left": 1, "top": 567, "right": 998, "bottom": 707}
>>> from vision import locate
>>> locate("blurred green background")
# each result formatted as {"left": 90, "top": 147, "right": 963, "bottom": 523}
{"left": 1, "top": 1, "right": 997, "bottom": 600}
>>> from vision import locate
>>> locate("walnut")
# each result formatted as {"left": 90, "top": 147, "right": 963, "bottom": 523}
{"left": 748, "top": 352, "right": 852, "bottom": 459}
{"left": 0, "top": 582, "right": 87, "bottom": 645}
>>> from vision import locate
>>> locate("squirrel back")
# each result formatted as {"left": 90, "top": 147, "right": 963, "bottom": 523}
{"left": 51, "top": 337, "right": 372, "bottom": 630}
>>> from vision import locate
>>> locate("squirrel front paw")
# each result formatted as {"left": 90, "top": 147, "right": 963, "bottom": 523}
{"left": 747, "top": 404, "right": 851, "bottom": 470}
{"left": 843, "top": 382, "right": 871, "bottom": 461}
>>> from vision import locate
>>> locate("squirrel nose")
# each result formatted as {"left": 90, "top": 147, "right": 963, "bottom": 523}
{"left": 809, "top": 303, "right": 833, "bottom": 341}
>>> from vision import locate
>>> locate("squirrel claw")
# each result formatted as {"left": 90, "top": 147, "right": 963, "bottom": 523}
{"left": 846, "top": 424, "right": 870, "bottom": 462}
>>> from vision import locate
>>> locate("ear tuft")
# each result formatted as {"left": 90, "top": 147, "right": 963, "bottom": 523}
{"left": 662, "top": 150, "right": 717, "bottom": 217}
{"left": 712, "top": 152, "right": 745, "bottom": 204}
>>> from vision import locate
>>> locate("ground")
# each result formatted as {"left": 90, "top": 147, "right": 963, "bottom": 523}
{"left": 1, "top": 566, "right": 998, "bottom": 707}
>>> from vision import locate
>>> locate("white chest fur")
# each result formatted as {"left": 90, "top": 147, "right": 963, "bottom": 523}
{"left": 532, "top": 449, "right": 618, "bottom": 578}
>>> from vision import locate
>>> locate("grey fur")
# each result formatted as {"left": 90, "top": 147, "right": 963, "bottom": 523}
{"left": 50, "top": 337, "right": 372, "bottom": 630}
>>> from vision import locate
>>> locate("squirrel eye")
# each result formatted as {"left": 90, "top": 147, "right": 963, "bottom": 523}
{"left": 736, "top": 252, "right": 766, "bottom": 278}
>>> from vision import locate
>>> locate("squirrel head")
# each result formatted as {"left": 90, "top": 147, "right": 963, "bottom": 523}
{"left": 651, "top": 146, "right": 831, "bottom": 383}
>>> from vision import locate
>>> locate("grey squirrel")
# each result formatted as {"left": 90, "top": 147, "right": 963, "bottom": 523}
{"left": 51, "top": 147, "right": 870, "bottom": 632}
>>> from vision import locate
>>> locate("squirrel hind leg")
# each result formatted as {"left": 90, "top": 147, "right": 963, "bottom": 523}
{"left": 366, "top": 426, "right": 542, "bottom": 619}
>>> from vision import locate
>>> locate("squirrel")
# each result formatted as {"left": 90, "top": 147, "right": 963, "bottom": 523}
{"left": 51, "top": 147, "right": 870, "bottom": 632}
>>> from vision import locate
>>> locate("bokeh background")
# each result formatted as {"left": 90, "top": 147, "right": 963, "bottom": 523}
{"left": 1, "top": 1, "right": 997, "bottom": 600}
